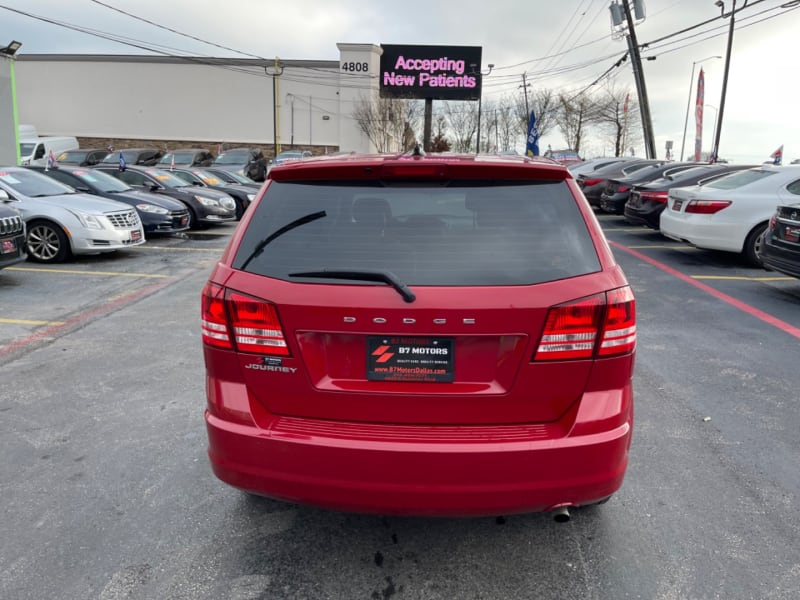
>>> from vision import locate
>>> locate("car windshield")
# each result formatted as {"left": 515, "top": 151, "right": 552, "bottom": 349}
{"left": 0, "top": 168, "right": 75, "bottom": 197}
{"left": 159, "top": 151, "right": 196, "bottom": 164}
{"left": 212, "top": 170, "right": 251, "bottom": 184}
{"left": 19, "top": 143, "right": 36, "bottom": 156}
{"left": 58, "top": 151, "right": 87, "bottom": 162}
{"left": 71, "top": 169, "right": 132, "bottom": 193}
{"left": 703, "top": 169, "right": 775, "bottom": 190}
{"left": 214, "top": 152, "right": 249, "bottom": 165}
{"left": 233, "top": 180, "right": 600, "bottom": 286}
{"left": 143, "top": 168, "right": 192, "bottom": 188}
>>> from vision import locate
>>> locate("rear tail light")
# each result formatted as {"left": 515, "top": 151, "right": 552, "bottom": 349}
{"left": 617, "top": 185, "right": 629, "bottom": 193}
{"left": 534, "top": 286, "right": 636, "bottom": 361}
{"left": 640, "top": 191, "right": 669, "bottom": 203}
{"left": 685, "top": 200, "right": 731, "bottom": 214}
{"left": 201, "top": 283, "right": 289, "bottom": 356}
{"left": 582, "top": 178, "right": 602, "bottom": 187}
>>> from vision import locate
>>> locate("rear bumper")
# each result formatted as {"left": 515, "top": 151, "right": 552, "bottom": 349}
{"left": 205, "top": 385, "right": 633, "bottom": 516}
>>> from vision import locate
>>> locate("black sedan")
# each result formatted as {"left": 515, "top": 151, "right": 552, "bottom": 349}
{"left": 211, "top": 147, "right": 267, "bottom": 182}
{"left": 100, "top": 148, "right": 164, "bottom": 167}
{"left": 29, "top": 166, "right": 190, "bottom": 234}
{"left": 157, "top": 148, "right": 215, "bottom": 168}
{"left": 576, "top": 159, "right": 663, "bottom": 208}
{"left": 56, "top": 148, "right": 108, "bottom": 166}
{"left": 760, "top": 203, "right": 800, "bottom": 278}
{"left": 599, "top": 162, "right": 698, "bottom": 215}
{"left": 623, "top": 164, "right": 755, "bottom": 229}
{"left": 167, "top": 167, "right": 256, "bottom": 219}
{"left": 204, "top": 167, "right": 261, "bottom": 191}
{"left": 95, "top": 165, "right": 236, "bottom": 229}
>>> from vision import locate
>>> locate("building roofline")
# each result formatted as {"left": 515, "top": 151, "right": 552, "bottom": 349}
{"left": 16, "top": 54, "right": 338, "bottom": 69}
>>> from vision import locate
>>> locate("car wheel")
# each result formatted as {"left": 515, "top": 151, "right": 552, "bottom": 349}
{"left": 743, "top": 222, "right": 768, "bottom": 267}
{"left": 26, "top": 220, "right": 71, "bottom": 263}
{"left": 187, "top": 208, "right": 207, "bottom": 230}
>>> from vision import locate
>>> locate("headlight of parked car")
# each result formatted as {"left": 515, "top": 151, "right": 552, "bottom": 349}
{"left": 220, "top": 197, "right": 236, "bottom": 210}
{"left": 135, "top": 203, "right": 169, "bottom": 214}
{"left": 194, "top": 195, "right": 220, "bottom": 207}
{"left": 68, "top": 210, "right": 105, "bottom": 230}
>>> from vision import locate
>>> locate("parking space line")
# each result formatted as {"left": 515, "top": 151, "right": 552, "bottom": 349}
{"left": 626, "top": 245, "right": 700, "bottom": 250}
{"left": 7, "top": 267, "right": 168, "bottom": 278}
{"left": 131, "top": 246, "right": 227, "bottom": 252}
{"left": 692, "top": 275, "right": 794, "bottom": 282}
{"left": 610, "top": 240, "right": 800, "bottom": 341}
{"left": 0, "top": 317, "right": 66, "bottom": 326}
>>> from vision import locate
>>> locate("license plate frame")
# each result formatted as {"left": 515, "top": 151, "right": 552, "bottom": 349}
{"left": 367, "top": 336, "right": 454, "bottom": 383}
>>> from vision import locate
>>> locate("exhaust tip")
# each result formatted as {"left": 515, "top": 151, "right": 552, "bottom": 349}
{"left": 551, "top": 506, "right": 571, "bottom": 523}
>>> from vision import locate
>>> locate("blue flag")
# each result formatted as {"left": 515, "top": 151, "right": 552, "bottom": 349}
{"left": 119, "top": 151, "right": 126, "bottom": 172}
{"left": 525, "top": 110, "right": 540, "bottom": 157}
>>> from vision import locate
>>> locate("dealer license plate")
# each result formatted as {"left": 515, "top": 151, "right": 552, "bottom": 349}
{"left": 130, "top": 230, "right": 142, "bottom": 242}
{"left": 367, "top": 336, "right": 454, "bottom": 383}
{"left": 1, "top": 238, "right": 16, "bottom": 254}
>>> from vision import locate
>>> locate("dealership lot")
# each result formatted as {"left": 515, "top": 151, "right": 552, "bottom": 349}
{"left": 2, "top": 216, "right": 800, "bottom": 599}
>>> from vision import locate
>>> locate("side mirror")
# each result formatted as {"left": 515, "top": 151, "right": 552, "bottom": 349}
{"left": 0, "top": 189, "right": 10, "bottom": 201}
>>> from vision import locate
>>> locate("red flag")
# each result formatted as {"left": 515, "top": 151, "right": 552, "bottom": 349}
{"left": 770, "top": 145, "right": 783, "bottom": 165}
{"left": 694, "top": 69, "right": 705, "bottom": 162}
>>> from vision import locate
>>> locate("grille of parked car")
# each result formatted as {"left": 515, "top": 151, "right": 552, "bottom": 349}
{"left": 105, "top": 211, "right": 140, "bottom": 228}
{"left": 0, "top": 215, "right": 24, "bottom": 235}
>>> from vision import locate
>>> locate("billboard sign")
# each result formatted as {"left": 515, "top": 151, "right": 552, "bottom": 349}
{"left": 379, "top": 45, "right": 482, "bottom": 101}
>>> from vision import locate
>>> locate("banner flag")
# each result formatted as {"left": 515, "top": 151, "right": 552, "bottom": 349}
{"left": 694, "top": 68, "right": 705, "bottom": 162}
{"left": 525, "top": 110, "right": 540, "bottom": 157}
{"left": 770, "top": 145, "right": 783, "bottom": 165}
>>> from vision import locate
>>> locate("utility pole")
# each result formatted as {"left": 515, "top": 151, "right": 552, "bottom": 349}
{"left": 711, "top": 0, "right": 741, "bottom": 162}
{"left": 520, "top": 73, "right": 530, "bottom": 118}
{"left": 610, "top": 0, "right": 656, "bottom": 159}
{"left": 266, "top": 59, "right": 284, "bottom": 158}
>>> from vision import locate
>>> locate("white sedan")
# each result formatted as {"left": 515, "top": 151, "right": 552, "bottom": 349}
{"left": 660, "top": 165, "right": 800, "bottom": 265}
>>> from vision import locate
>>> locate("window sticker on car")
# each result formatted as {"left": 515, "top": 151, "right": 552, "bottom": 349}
{"left": 367, "top": 336, "right": 454, "bottom": 383}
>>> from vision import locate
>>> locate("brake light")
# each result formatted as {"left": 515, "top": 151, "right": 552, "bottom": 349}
{"left": 640, "top": 191, "right": 669, "bottom": 203}
{"left": 534, "top": 286, "right": 636, "bottom": 361}
{"left": 201, "top": 282, "right": 232, "bottom": 349}
{"left": 582, "top": 178, "right": 602, "bottom": 187}
{"left": 685, "top": 200, "right": 731, "bottom": 214}
{"left": 617, "top": 185, "right": 629, "bottom": 193}
{"left": 200, "top": 284, "right": 289, "bottom": 356}
{"left": 227, "top": 291, "right": 289, "bottom": 355}
{"left": 380, "top": 164, "right": 448, "bottom": 178}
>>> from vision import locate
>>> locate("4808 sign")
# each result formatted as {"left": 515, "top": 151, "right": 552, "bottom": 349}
{"left": 341, "top": 61, "right": 369, "bottom": 72}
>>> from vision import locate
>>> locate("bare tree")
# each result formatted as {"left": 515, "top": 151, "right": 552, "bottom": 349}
{"left": 429, "top": 115, "right": 451, "bottom": 152}
{"left": 556, "top": 92, "right": 601, "bottom": 154}
{"left": 515, "top": 88, "right": 559, "bottom": 143}
{"left": 592, "top": 85, "right": 641, "bottom": 157}
{"left": 442, "top": 101, "right": 478, "bottom": 153}
{"left": 351, "top": 96, "right": 423, "bottom": 152}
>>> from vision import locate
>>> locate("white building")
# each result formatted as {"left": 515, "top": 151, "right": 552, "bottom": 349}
{"left": 13, "top": 43, "right": 385, "bottom": 157}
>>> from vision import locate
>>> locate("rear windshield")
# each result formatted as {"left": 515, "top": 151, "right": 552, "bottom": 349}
{"left": 703, "top": 169, "right": 774, "bottom": 190}
{"left": 233, "top": 179, "right": 600, "bottom": 286}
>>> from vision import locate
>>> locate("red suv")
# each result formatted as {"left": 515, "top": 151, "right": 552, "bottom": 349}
{"left": 201, "top": 152, "right": 636, "bottom": 518}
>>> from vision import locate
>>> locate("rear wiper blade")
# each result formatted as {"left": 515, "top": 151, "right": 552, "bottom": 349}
{"left": 289, "top": 269, "right": 416, "bottom": 303}
{"left": 239, "top": 210, "right": 327, "bottom": 270}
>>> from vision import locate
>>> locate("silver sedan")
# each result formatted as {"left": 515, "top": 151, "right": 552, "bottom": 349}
{"left": 0, "top": 167, "right": 145, "bottom": 263}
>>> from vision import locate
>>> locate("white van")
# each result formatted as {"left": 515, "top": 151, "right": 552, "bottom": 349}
{"left": 20, "top": 136, "right": 80, "bottom": 166}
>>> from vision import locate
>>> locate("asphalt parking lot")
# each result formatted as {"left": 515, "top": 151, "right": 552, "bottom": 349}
{"left": 2, "top": 216, "right": 799, "bottom": 599}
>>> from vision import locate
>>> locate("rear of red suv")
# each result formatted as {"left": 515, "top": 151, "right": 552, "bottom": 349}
{"left": 202, "top": 153, "right": 635, "bottom": 517}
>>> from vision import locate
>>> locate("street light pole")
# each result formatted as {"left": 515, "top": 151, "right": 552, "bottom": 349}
{"left": 679, "top": 55, "right": 721, "bottom": 161}
{"left": 266, "top": 59, "right": 285, "bottom": 159}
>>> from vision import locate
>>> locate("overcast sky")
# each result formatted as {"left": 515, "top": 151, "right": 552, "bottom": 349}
{"left": 2, "top": 0, "right": 799, "bottom": 163}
